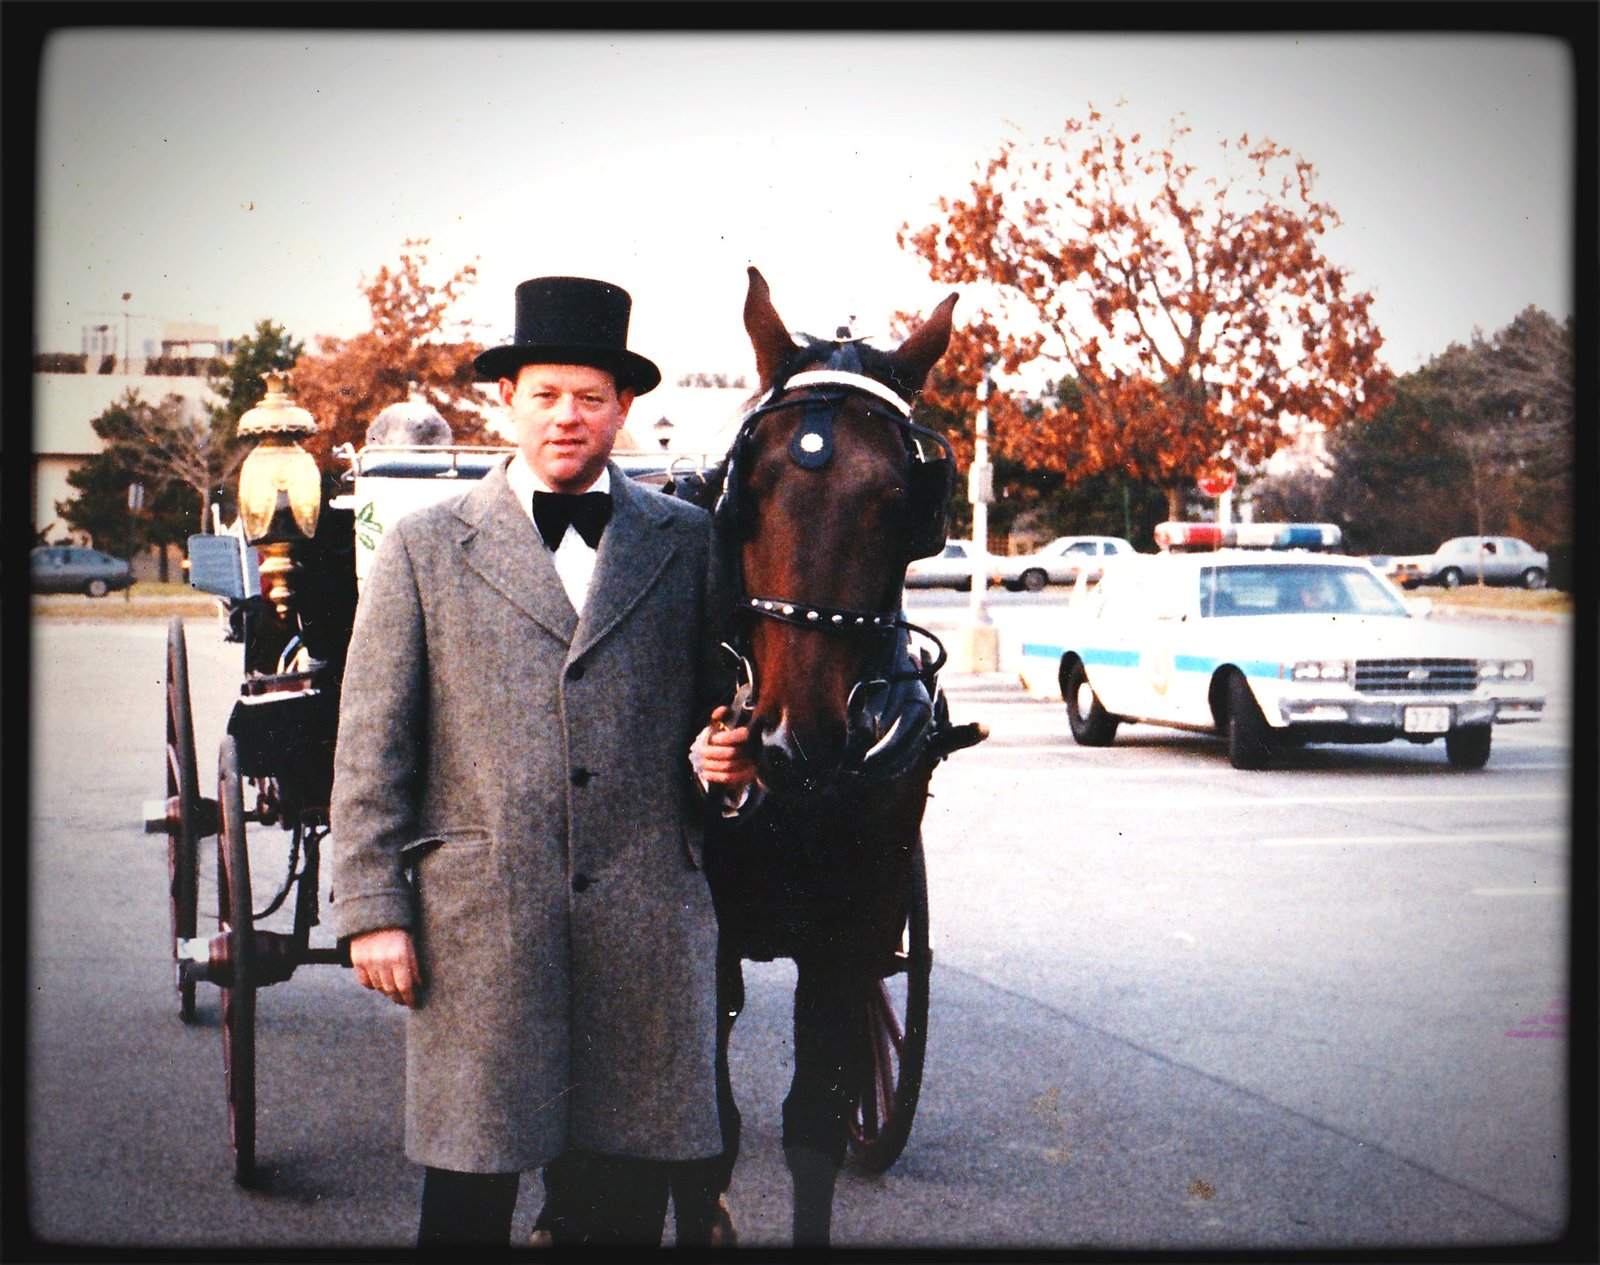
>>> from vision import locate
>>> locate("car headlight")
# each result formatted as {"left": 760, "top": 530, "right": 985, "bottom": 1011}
{"left": 1289, "top": 659, "right": 1351, "bottom": 681}
{"left": 1481, "top": 659, "right": 1533, "bottom": 682}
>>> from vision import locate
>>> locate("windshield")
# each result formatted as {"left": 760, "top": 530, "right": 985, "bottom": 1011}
{"left": 1198, "top": 564, "right": 1408, "bottom": 618}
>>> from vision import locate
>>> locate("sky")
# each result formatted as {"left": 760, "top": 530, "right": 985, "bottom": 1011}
{"left": 33, "top": 27, "right": 1578, "bottom": 392}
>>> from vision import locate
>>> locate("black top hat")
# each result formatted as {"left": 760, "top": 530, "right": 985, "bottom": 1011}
{"left": 473, "top": 276, "right": 661, "bottom": 395}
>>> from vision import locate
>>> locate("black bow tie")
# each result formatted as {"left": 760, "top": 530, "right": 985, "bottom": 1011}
{"left": 532, "top": 490, "right": 612, "bottom": 550}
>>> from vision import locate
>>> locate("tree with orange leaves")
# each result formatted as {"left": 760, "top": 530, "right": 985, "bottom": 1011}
{"left": 900, "top": 106, "right": 1392, "bottom": 518}
{"left": 289, "top": 239, "right": 495, "bottom": 467}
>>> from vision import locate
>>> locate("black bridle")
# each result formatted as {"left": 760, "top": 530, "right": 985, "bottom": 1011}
{"left": 716, "top": 361, "right": 955, "bottom": 685}
{"left": 734, "top": 596, "right": 948, "bottom": 682}
{"left": 697, "top": 354, "right": 958, "bottom": 789}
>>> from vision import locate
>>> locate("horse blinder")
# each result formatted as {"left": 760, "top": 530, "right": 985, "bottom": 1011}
{"left": 717, "top": 391, "right": 951, "bottom": 564}
{"left": 904, "top": 454, "right": 953, "bottom": 562}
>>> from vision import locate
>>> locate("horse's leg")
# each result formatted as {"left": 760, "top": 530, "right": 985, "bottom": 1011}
{"left": 783, "top": 957, "right": 869, "bottom": 1246}
{"left": 670, "top": 944, "right": 744, "bottom": 1246}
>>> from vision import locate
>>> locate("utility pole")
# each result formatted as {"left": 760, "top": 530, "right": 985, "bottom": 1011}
{"left": 954, "top": 366, "right": 1000, "bottom": 673}
{"left": 121, "top": 293, "right": 133, "bottom": 373}
{"left": 969, "top": 371, "right": 993, "bottom": 626}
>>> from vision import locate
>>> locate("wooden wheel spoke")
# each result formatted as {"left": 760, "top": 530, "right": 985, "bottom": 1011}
{"left": 846, "top": 841, "right": 930, "bottom": 1174}
{"left": 873, "top": 982, "right": 906, "bottom": 1054}
{"left": 163, "top": 620, "right": 200, "bottom": 1025}
{"left": 217, "top": 736, "right": 257, "bottom": 1185}
{"left": 871, "top": 1009, "right": 897, "bottom": 1121}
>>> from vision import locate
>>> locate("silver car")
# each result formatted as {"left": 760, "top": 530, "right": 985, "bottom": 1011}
{"left": 1396, "top": 536, "right": 1549, "bottom": 590}
{"left": 30, "top": 545, "right": 133, "bottom": 597}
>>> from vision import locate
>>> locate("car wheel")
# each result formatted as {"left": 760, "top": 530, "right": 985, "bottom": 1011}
{"left": 1521, "top": 568, "right": 1547, "bottom": 591}
{"left": 1225, "top": 672, "right": 1274, "bottom": 770}
{"left": 1062, "top": 659, "right": 1118, "bottom": 747}
{"left": 1439, "top": 567, "right": 1463, "bottom": 589}
{"left": 85, "top": 578, "right": 109, "bottom": 598}
{"left": 1020, "top": 568, "right": 1048, "bottom": 593}
{"left": 1445, "top": 725, "right": 1492, "bottom": 770}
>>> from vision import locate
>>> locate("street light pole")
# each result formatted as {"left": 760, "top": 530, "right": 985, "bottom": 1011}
{"left": 954, "top": 365, "right": 1000, "bottom": 673}
{"left": 121, "top": 293, "right": 133, "bottom": 374}
{"left": 969, "top": 370, "right": 993, "bottom": 627}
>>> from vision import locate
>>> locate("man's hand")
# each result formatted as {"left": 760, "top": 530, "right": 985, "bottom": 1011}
{"left": 350, "top": 927, "right": 423, "bottom": 1008}
{"left": 695, "top": 705, "right": 758, "bottom": 793}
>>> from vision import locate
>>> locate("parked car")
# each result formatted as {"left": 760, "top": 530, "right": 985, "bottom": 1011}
{"left": 999, "top": 535, "right": 1136, "bottom": 591}
{"left": 30, "top": 545, "right": 133, "bottom": 597}
{"left": 904, "top": 540, "right": 1002, "bottom": 589}
{"left": 1390, "top": 536, "right": 1549, "bottom": 590}
{"left": 1025, "top": 549, "right": 1544, "bottom": 769}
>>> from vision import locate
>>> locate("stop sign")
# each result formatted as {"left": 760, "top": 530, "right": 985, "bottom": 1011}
{"left": 1197, "top": 469, "right": 1235, "bottom": 497}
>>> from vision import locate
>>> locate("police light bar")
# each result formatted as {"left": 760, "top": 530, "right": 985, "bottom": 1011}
{"left": 1155, "top": 522, "right": 1342, "bottom": 552}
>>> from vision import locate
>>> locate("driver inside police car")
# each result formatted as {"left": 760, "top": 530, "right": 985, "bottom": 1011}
{"left": 328, "top": 275, "right": 757, "bottom": 1248}
{"left": 1294, "top": 571, "right": 1341, "bottom": 612}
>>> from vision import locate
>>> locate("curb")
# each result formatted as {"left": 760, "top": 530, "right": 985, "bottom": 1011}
{"left": 1427, "top": 607, "right": 1572, "bottom": 627}
{"left": 31, "top": 596, "right": 219, "bottom": 620}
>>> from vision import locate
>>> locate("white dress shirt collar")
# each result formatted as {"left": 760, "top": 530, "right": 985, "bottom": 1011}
{"left": 507, "top": 452, "right": 612, "bottom": 504}
{"left": 506, "top": 453, "right": 610, "bottom": 614}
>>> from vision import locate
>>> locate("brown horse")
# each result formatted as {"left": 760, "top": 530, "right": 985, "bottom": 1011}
{"left": 671, "top": 269, "right": 985, "bottom": 1246}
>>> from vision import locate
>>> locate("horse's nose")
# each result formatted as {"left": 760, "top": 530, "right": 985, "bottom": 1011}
{"left": 756, "top": 711, "right": 848, "bottom": 796}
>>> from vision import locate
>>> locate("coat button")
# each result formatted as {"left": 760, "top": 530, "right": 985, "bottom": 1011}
{"left": 567, "top": 662, "right": 585, "bottom": 681}
{"left": 570, "top": 767, "right": 592, "bottom": 787}
{"left": 572, "top": 873, "right": 591, "bottom": 893}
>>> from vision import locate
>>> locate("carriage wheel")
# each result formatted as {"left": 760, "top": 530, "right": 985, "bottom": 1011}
{"left": 847, "top": 840, "right": 930, "bottom": 1173}
{"left": 164, "top": 618, "right": 202, "bottom": 1024}
{"left": 217, "top": 736, "right": 258, "bottom": 1186}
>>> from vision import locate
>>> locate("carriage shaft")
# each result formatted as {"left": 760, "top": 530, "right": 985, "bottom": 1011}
{"left": 176, "top": 930, "right": 350, "bottom": 988}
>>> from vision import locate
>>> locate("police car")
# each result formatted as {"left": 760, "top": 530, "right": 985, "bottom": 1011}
{"left": 1025, "top": 522, "right": 1545, "bottom": 770}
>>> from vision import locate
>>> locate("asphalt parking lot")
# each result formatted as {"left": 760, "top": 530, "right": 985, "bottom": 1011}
{"left": 21, "top": 598, "right": 1583, "bottom": 1252}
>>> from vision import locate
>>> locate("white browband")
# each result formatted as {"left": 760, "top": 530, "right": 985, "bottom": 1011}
{"left": 776, "top": 370, "right": 914, "bottom": 417}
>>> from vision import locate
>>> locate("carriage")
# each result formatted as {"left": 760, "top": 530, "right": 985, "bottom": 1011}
{"left": 145, "top": 376, "right": 937, "bottom": 1190}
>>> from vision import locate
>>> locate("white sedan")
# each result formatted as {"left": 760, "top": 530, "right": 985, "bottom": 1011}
{"left": 1389, "top": 535, "right": 1551, "bottom": 590}
{"left": 998, "top": 535, "right": 1135, "bottom": 591}
{"left": 1029, "top": 551, "right": 1545, "bottom": 769}
{"left": 905, "top": 540, "right": 1003, "bottom": 589}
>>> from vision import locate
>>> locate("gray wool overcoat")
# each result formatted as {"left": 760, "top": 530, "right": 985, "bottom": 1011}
{"left": 328, "top": 458, "right": 727, "bottom": 1173}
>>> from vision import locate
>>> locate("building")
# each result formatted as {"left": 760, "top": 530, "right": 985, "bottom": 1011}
{"left": 35, "top": 343, "right": 752, "bottom": 580}
{"left": 32, "top": 366, "right": 217, "bottom": 577}
{"left": 611, "top": 384, "right": 750, "bottom": 462}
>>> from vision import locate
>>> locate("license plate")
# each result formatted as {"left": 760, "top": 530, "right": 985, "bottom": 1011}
{"left": 1404, "top": 705, "right": 1451, "bottom": 734}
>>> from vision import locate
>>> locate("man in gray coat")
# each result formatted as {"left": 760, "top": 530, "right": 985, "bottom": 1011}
{"left": 329, "top": 276, "right": 755, "bottom": 1247}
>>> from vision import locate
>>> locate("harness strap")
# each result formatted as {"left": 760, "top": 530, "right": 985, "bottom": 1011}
{"left": 777, "top": 369, "right": 913, "bottom": 416}
{"left": 738, "top": 596, "right": 948, "bottom": 682}
{"left": 740, "top": 596, "right": 897, "bottom": 629}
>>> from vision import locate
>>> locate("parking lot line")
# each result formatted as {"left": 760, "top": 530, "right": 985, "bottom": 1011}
{"left": 1176, "top": 791, "right": 1567, "bottom": 808}
{"left": 1469, "top": 887, "right": 1566, "bottom": 897}
{"left": 959, "top": 749, "right": 1567, "bottom": 776}
{"left": 1256, "top": 830, "right": 1568, "bottom": 846}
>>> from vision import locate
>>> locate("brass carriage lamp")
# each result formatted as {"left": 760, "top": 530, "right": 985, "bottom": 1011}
{"left": 236, "top": 371, "right": 322, "bottom": 615}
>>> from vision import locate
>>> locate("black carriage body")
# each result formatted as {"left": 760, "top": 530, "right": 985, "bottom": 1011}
{"left": 228, "top": 504, "right": 357, "bottom": 817}
{"left": 226, "top": 680, "right": 339, "bottom": 803}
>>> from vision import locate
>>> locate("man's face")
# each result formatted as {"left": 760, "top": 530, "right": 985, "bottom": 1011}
{"left": 500, "top": 363, "right": 633, "bottom": 493}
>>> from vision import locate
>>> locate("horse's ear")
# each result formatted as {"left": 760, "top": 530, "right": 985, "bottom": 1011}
{"left": 886, "top": 292, "right": 959, "bottom": 392}
{"left": 744, "top": 266, "right": 799, "bottom": 390}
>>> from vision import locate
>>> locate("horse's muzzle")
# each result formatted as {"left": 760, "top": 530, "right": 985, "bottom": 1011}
{"left": 753, "top": 671, "right": 937, "bottom": 797}
{"left": 755, "top": 711, "right": 851, "bottom": 797}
